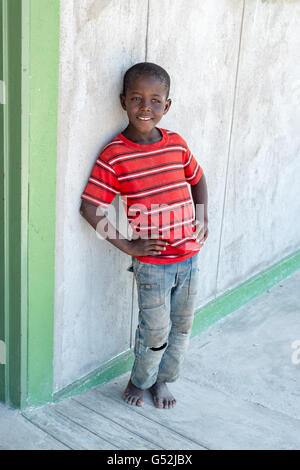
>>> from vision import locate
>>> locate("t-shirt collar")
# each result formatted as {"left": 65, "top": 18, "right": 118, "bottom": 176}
{"left": 117, "top": 127, "right": 168, "bottom": 150}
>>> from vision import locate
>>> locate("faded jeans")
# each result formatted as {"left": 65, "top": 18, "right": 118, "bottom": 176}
{"left": 127, "top": 253, "right": 200, "bottom": 390}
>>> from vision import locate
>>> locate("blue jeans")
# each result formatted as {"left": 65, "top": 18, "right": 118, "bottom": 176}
{"left": 127, "top": 253, "right": 200, "bottom": 389}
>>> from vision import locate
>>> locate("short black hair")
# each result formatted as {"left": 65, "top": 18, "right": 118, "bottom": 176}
{"left": 122, "top": 62, "right": 170, "bottom": 98}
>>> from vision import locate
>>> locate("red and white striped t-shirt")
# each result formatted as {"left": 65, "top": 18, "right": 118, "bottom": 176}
{"left": 81, "top": 128, "right": 204, "bottom": 264}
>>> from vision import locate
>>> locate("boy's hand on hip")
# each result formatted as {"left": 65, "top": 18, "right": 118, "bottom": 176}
{"left": 128, "top": 238, "right": 168, "bottom": 257}
{"left": 192, "top": 219, "right": 209, "bottom": 245}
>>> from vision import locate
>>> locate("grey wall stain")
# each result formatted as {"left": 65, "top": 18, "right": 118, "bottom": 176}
{"left": 87, "top": 0, "right": 112, "bottom": 21}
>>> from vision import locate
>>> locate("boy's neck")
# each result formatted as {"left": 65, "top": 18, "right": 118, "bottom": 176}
{"left": 121, "top": 126, "right": 162, "bottom": 145}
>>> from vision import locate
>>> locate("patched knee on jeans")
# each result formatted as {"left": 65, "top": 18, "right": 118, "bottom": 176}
{"left": 142, "top": 324, "right": 170, "bottom": 350}
{"left": 150, "top": 342, "right": 167, "bottom": 351}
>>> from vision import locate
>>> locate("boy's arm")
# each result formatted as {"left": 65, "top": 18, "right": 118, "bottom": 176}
{"left": 79, "top": 200, "right": 168, "bottom": 256}
{"left": 190, "top": 173, "right": 209, "bottom": 243}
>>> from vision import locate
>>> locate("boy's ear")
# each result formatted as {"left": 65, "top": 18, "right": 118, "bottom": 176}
{"left": 163, "top": 98, "right": 172, "bottom": 115}
{"left": 120, "top": 94, "right": 127, "bottom": 110}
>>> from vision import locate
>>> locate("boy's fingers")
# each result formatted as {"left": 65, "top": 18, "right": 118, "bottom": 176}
{"left": 195, "top": 232, "right": 205, "bottom": 243}
{"left": 193, "top": 220, "right": 209, "bottom": 241}
{"left": 193, "top": 220, "right": 204, "bottom": 233}
{"left": 153, "top": 245, "right": 167, "bottom": 251}
{"left": 148, "top": 241, "right": 168, "bottom": 248}
{"left": 196, "top": 226, "right": 209, "bottom": 244}
{"left": 193, "top": 225, "right": 204, "bottom": 239}
{"left": 143, "top": 241, "right": 167, "bottom": 253}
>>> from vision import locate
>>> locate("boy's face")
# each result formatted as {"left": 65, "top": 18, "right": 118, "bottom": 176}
{"left": 120, "top": 75, "right": 171, "bottom": 135}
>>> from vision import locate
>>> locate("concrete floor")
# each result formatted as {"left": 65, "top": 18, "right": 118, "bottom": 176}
{"left": 1, "top": 269, "right": 300, "bottom": 450}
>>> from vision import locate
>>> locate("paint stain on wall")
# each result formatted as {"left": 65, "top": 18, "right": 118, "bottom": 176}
{"left": 87, "top": 0, "right": 112, "bottom": 22}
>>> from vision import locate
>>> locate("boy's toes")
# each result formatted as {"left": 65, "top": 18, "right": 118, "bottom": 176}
{"left": 150, "top": 382, "right": 176, "bottom": 409}
{"left": 127, "top": 395, "right": 133, "bottom": 405}
{"left": 122, "top": 393, "right": 144, "bottom": 406}
{"left": 164, "top": 399, "right": 176, "bottom": 408}
{"left": 130, "top": 396, "right": 137, "bottom": 406}
{"left": 123, "top": 393, "right": 130, "bottom": 404}
{"left": 122, "top": 379, "right": 145, "bottom": 406}
{"left": 154, "top": 398, "right": 164, "bottom": 408}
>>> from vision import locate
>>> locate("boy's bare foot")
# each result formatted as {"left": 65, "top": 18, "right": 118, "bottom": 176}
{"left": 149, "top": 381, "right": 176, "bottom": 409}
{"left": 122, "top": 378, "right": 145, "bottom": 406}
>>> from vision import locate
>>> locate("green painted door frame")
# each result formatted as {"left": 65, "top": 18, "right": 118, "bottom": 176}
{"left": 0, "top": 0, "right": 60, "bottom": 409}
{"left": 0, "top": 0, "right": 5, "bottom": 404}
{"left": 1, "top": 0, "right": 23, "bottom": 408}
{"left": 26, "top": 0, "right": 60, "bottom": 407}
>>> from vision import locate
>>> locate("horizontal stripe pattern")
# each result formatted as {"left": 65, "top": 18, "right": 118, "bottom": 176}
{"left": 81, "top": 128, "right": 203, "bottom": 264}
{"left": 118, "top": 162, "right": 184, "bottom": 181}
{"left": 108, "top": 146, "right": 186, "bottom": 166}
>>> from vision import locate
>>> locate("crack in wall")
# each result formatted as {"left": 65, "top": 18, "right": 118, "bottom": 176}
{"left": 215, "top": 0, "right": 246, "bottom": 296}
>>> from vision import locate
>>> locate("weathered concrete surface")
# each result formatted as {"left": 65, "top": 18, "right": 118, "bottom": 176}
{"left": 146, "top": 0, "right": 244, "bottom": 307}
{"left": 54, "top": 0, "right": 148, "bottom": 391}
{"left": 218, "top": 0, "right": 300, "bottom": 292}
{"left": 0, "top": 267, "right": 297, "bottom": 450}
{"left": 183, "top": 269, "right": 300, "bottom": 422}
{"left": 0, "top": 403, "right": 67, "bottom": 450}
{"left": 54, "top": 0, "right": 300, "bottom": 394}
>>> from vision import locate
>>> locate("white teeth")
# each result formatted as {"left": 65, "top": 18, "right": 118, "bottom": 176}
{"left": 137, "top": 117, "right": 151, "bottom": 120}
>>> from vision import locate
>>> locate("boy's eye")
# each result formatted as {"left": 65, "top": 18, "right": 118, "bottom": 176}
{"left": 152, "top": 99, "right": 160, "bottom": 103}
{"left": 132, "top": 97, "right": 141, "bottom": 101}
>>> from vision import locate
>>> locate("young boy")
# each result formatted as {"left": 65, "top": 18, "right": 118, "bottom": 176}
{"left": 80, "top": 62, "right": 208, "bottom": 409}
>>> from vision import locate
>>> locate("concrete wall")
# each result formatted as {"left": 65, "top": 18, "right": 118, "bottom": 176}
{"left": 54, "top": 0, "right": 300, "bottom": 392}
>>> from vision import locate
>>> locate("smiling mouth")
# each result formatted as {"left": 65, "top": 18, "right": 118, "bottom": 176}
{"left": 137, "top": 116, "right": 152, "bottom": 121}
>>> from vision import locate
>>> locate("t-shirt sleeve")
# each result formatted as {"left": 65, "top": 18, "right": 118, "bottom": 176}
{"left": 81, "top": 153, "right": 120, "bottom": 209}
{"left": 183, "top": 146, "right": 203, "bottom": 186}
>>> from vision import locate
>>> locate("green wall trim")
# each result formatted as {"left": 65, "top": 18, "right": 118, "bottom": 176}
{"left": 26, "top": 0, "right": 60, "bottom": 407}
{"left": 53, "top": 351, "right": 135, "bottom": 403}
{"left": 52, "top": 247, "right": 300, "bottom": 405}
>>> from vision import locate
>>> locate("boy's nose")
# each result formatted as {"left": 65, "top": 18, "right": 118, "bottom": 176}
{"left": 139, "top": 100, "right": 151, "bottom": 111}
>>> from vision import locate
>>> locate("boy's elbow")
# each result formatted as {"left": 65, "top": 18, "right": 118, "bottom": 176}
{"left": 79, "top": 200, "right": 86, "bottom": 217}
{"left": 79, "top": 199, "right": 102, "bottom": 220}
